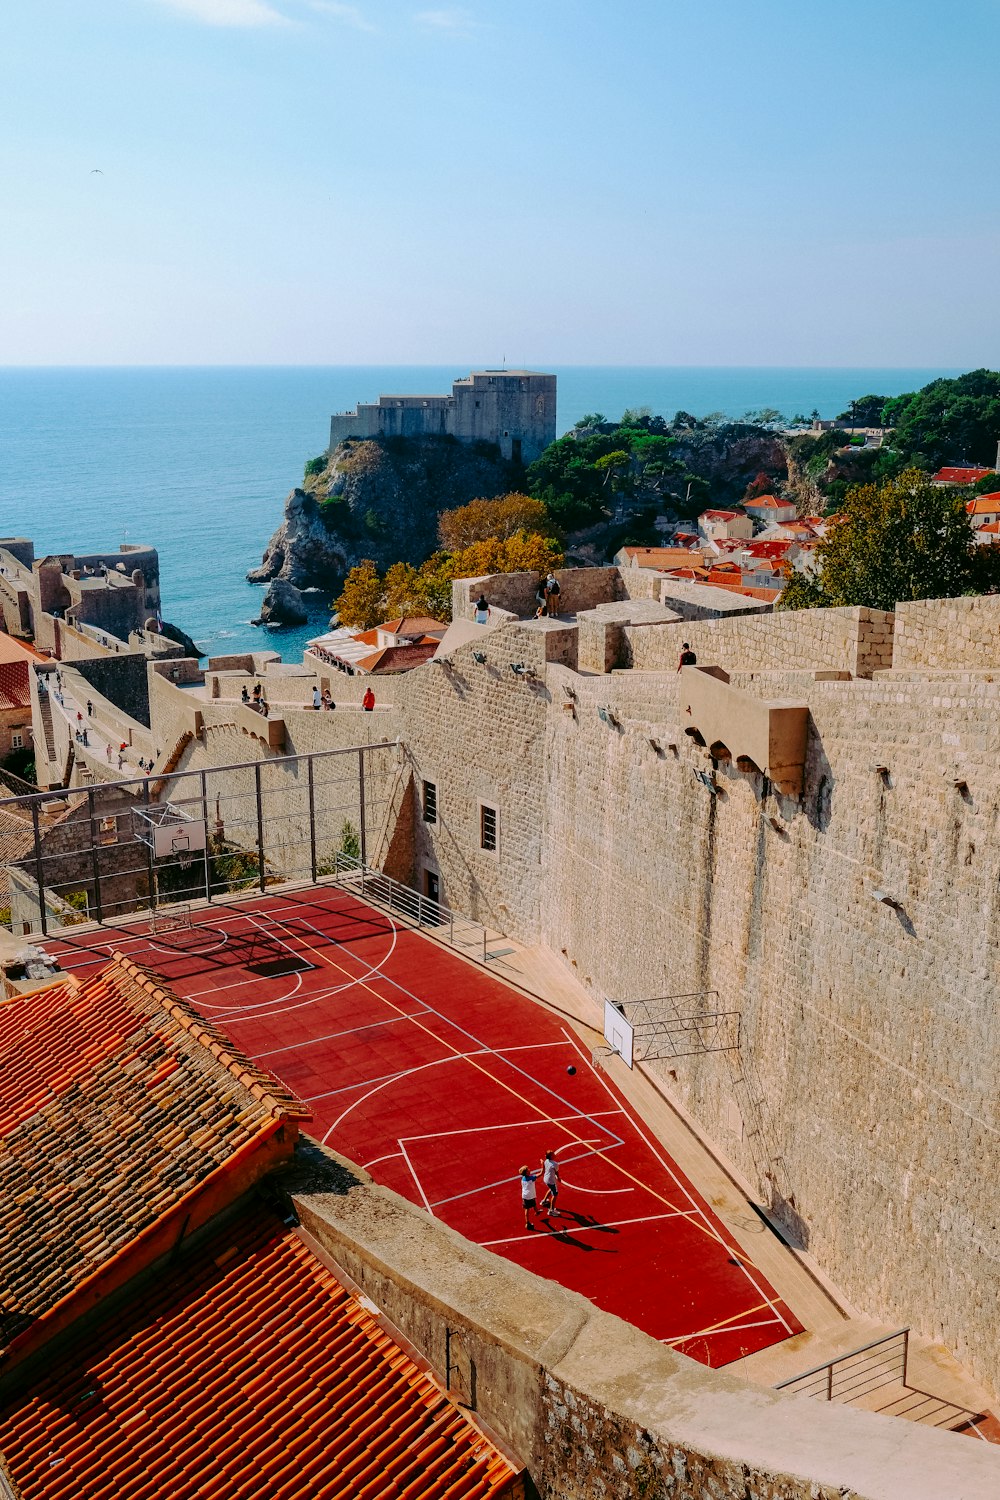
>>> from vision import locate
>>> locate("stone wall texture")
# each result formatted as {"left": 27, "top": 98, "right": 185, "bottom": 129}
{"left": 892, "top": 592, "right": 1000, "bottom": 670}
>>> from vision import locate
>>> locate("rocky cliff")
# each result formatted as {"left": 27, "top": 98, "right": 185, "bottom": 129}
{"left": 248, "top": 437, "right": 520, "bottom": 592}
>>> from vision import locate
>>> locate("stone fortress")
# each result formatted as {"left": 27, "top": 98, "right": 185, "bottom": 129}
{"left": 4, "top": 553, "right": 1000, "bottom": 1496}
{"left": 328, "top": 368, "right": 557, "bottom": 465}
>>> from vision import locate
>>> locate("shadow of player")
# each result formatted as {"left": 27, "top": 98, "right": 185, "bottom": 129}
{"left": 540, "top": 1210, "right": 617, "bottom": 1252}
{"left": 558, "top": 1209, "right": 619, "bottom": 1235}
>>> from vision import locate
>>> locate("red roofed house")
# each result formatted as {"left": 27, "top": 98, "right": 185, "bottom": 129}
{"left": 966, "top": 493, "right": 1000, "bottom": 529}
{"left": 0, "top": 634, "right": 36, "bottom": 762}
{"left": 742, "top": 495, "right": 797, "bottom": 525}
{"left": 613, "top": 545, "right": 711, "bottom": 571}
{"left": 307, "top": 616, "right": 447, "bottom": 676}
{"left": 697, "top": 509, "right": 754, "bottom": 544}
{"left": 932, "top": 467, "right": 994, "bottom": 487}
{"left": 0, "top": 956, "right": 522, "bottom": 1500}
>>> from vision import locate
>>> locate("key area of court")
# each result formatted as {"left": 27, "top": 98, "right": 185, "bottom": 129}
{"left": 45, "top": 886, "right": 801, "bottom": 1368}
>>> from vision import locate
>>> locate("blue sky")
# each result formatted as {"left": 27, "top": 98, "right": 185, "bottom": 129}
{"left": 2, "top": 0, "right": 998, "bottom": 365}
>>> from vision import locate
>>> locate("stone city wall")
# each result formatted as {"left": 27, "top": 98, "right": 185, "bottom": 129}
{"left": 454, "top": 567, "right": 624, "bottom": 623}
{"left": 626, "top": 604, "right": 895, "bottom": 679}
{"left": 538, "top": 658, "right": 1000, "bottom": 1398}
{"left": 891, "top": 592, "right": 1000, "bottom": 671}
{"left": 293, "top": 1150, "right": 1000, "bottom": 1500}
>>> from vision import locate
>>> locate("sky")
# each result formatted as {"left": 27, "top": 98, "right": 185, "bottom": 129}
{"left": 1, "top": 0, "right": 999, "bottom": 366}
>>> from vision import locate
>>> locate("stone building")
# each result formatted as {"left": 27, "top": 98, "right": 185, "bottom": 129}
{"left": 328, "top": 369, "right": 557, "bottom": 465}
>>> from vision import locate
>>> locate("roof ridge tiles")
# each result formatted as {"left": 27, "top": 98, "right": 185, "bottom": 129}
{"left": 108, "top": 954, "right": 312, "bottom": 1123}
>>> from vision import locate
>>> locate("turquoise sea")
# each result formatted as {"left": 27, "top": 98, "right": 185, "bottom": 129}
{"left": 0, "top": 366, "right": 961, "bottom": 661}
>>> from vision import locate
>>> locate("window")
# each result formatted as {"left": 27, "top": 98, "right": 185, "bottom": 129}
{"left": 480, "top": 803, "right": 498, "bottom": 853}
{"left": 422, "top": 780, "right": 437, "bottom": 824}
{"left": 10, "top": 732, "right": 23, "bottom": 750}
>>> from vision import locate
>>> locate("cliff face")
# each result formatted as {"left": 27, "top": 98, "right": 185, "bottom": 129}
{"left": 248, "top": 437, "right": 519, "bottom": 590}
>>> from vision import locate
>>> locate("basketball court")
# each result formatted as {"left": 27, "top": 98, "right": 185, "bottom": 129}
{"left": 44, "top": 886, "right": 802, "bottom": 1368}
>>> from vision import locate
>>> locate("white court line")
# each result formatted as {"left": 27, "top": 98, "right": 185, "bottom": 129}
{"left": 662, "top": 1317, "right": 784, "bottom": 1346}
{"left": 398, "top": 1139, "right": 434, "bottom": 1217}
{"left": 255, "top": 1009, "right": 432, "bottom": 1059}
{"left": 314, "top": 1049, "right": 495, "bottom": 1113}
{"left": 559, "top": 1179, "right": 633, "bottom": 1195}
{"left": 481, "top": 1209, "right": 687, "bottom": 1249}
{"left": 428, "top": 1138, "right": 620, "bottom": 1211}
{"left": 362, "top": 1150, "right": 405, "bottom": 1172}
{"left": 400, "top": 1109, "right": 624, "bottom": 1143}
{"left": 560, "top": 1026, "right": 794, "bottom": 1336}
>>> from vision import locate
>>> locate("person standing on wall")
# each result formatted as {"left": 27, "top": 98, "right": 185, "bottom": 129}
{"left": 474, "top": 594, "right": 491, "bottom": 625}
{"left": 677, "top": 642, "right": 697, "bottom": 672}
{"left": 545, "top": 572, "right": 561, "bottom": 618}
{"left": 362, "top": 686, "right": 375, "bottom": 712}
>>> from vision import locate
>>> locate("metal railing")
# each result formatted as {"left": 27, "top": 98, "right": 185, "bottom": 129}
{"left": 331, "top": 852, "right": 497, "bottom": 965}
{"left": 774, "top": 1328, "right": 909, "bottom": 1404}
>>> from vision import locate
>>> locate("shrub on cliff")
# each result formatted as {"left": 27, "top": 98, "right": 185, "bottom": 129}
{"left": 438, "top": 493, "right": 552, "bottom": 550}
{"left": 780, "top": 469, "right": 1000, "bottom": 613}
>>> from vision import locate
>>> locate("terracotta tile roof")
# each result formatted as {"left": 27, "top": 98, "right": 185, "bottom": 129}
{"left": 619, "top": 547, "right": 706, "bottom": 570}
{"left": 743, "top": 495, "right": 792, "bottom": 510}
{"left": 977, "top": 520, "right": 1000, "bottom": 536}
{"left": 699, "top": 509, "right": 741, "bottom": 522}
{"left": 380, "top": 616, "right": 446, "bottom": 637}
{"left": 0, "top": 661, "right": 30, "bottom": 713}
{"left": 357, "top": 643, "right": 438, "bottom": 675}
{"left": 966, "top": 494, "right": 1000, "bottom": 515}
{"left": 746, "top": 539, "right": 795, "bottom": 560}
{"left": 0, "top": 635, "right": 44, "bottom": 667}
{"left": 0, "top": 1204, "right": 521, "bottom": 1500}
{"left": 0, "top": 956, "right": 310, "bottom": 1355}
{"left": 0, "top": 807, "right": 35, "bottom": 901}
{"left": 934, "top": 467, "right": 993, "bottom": 485}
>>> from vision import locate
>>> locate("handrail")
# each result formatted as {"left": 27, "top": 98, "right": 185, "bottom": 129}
{"left": 775, "top": 1328, "right": 909, "bottom": 1402}
{"left": 332, "top": 852, "right": 494, "bottom": 965}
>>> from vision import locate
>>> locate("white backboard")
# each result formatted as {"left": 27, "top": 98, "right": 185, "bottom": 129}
{"left": 152, "top": 818, "right": 207, "bottom": 859}
{"left": 604, "top": 999, "right": 634, "bottom": 1068}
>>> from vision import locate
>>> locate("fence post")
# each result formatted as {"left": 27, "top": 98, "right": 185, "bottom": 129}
{"left": 307, "top": 755, "right": 318, "bottom": 883}
{"left": 901, "top": 1328, "right": 909, "bottom": 1386}
{"left": 142, "top": 779, "right": 156, "bottom": 911}
{"left": 826, "top": 1362, "right": 834, "bottom": 1402}
{"left": 87, "top": 787, "right": 104, "bottom": 924}
{"left": 200, "top": 769, "right": 212, "bottom": 904}
{"left": 254, "top": 762, "right": 266, "bottom": 893}
{"left": 30, "top": 798, "right": 47, "bottom": 937}
{"left": 358, "top": 747, "right": 367, "bottom": 866}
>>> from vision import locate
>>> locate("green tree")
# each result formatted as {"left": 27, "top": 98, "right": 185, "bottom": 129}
{"left": 333, "top": 559, "right": 385, "bottom": 629}
{"left": 304, "top": 454, "right": 327, "bottom": 478}
{"left": 835, "top": 395, "right": 891, "bottom": 427}
{"left": 883, "top": 369, "right": 1000, "bottom": 469}
{"left": 779, "top": 469, "right": 1000, "bottom": 613}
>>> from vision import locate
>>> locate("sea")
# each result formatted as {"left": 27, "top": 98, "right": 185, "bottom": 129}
{"left": 0, "top": 366, "right": 961, "bottom": 662}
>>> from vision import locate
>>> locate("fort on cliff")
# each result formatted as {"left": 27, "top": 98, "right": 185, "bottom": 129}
{"left": 328, "top": 368, "right": 557, "bottom": 465}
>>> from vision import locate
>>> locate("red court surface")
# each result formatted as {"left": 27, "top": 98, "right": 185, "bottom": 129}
{"left": 45, "top": 887, "right": 802, "bottom": 1368}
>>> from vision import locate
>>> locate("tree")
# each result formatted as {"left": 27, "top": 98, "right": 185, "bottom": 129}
{"left": 333, "top": 559, "right": 385, "bottom": 629}
{"left": 779, "top": 469, "right": 1000, "bottom": 613}
{"left": 744, "top": 471, "right": 775, "bottom": 500}
{"left": 382, "top": 561, "right": 428, "bottom": 620}
{"left": 882, "top": 369, "right": 1000, "bottom": 469}
{"left": 438, "top": 493, "right": 550, "bottom": 551}
{"left": 835, "top": 394, "right": 891, "bottom": 427}
{"left": 448, "top": 530, "right": 563, "bottom": 581}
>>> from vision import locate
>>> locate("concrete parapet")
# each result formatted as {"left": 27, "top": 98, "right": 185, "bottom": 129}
{"left": 892, "top": 593, "right": 1000, "bottom": 671}
{"left": 294, "top": 1151, "right": 1000, "bottom": 1500}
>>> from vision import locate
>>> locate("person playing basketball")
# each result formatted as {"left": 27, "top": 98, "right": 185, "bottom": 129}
{"left": 540, "top": 1149, "right": 560, "bottom": 1214}
{"left": 519, "top": 1165, "right": 539, "bottom": 1229}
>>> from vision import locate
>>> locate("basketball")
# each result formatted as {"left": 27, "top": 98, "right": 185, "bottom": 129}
{"left": 567, "top": 1065, "right": 576, "bottom": 1076}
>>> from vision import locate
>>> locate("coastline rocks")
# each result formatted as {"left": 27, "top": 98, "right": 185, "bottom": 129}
{"left": 144, "top": 617, "right": 202, "bottom": 658}
{"left": 248, "top": 487, "right": 348, "bottom": 589}
{"left": 255, "top": 578, "right": 309, "bottom": 628}
{"left": 247, "top": 438, "right": 519, "bottom": 596}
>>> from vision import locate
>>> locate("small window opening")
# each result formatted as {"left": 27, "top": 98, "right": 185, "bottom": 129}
{"left": 422, "top": 780, "right": 438, "bottom": 824}
{"left": 480, "top": 804, "right": 497, "bottom": 852}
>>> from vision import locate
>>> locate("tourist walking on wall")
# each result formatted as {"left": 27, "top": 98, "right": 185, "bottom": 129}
{"left": 241, "top": 685, "right": 249, "bottom": 703}
{"left": 540, "top": 1150, "right": 560, "bottom": 1214}
{"left": 322, "top": 688, "right": 334, "bottom": 711}
{"left": 86, "top": 700, "right": 93, "bottom": 717}
{"left": 312, "top": 685, "right": 321, "bottom": 710}
{"left": 362, "top": 687, "right": 375, "bottom": 712}
{"left": 534, "top": 580, "right": 547, "bottom": 618}
{"left": 519, "top": 1165, "right": 539, "bottom": 1230}
{"left": 474, "top": 595, "right": 490, "bottom": 625}
{"left": 545, "top": 573, "right": 560, "bottom": 617}
{"left": 677, "top": 642, "right": 697, "bottom": 672}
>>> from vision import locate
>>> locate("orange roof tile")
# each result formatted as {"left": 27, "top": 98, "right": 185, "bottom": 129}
{"left": 0, "top": 1205, "right": 521, "bottom": 1500}
{"left": 620, "top": 547, "right": 705, "bottom": 570}
{"left": 743, "top": 495, "right": 793, "bottom": 510}
{"left": 700, "top": 509, "right": 741, "bottom": 522}
{"left": 0, "top": 661, "right": 30, "bottom": 713}
{"left": 0, "top": 956, "right": 310, "bottom": 1354}
{"left": 934, "top": 467, "right": 993, "bottom": 485}
{"left": 966, "top": 494, "right": 1000, "bottom": 515}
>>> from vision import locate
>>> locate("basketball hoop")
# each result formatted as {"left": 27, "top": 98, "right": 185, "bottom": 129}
{"left": 591, "top": 1043, "right": 620, "bottom": 1074}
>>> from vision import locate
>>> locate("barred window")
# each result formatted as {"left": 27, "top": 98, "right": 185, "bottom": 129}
{"left": 422, "top": 780, "right": 437, "bottom": 824}
{"left": 480, "top": 804, "right": 498, "bottom": 853}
